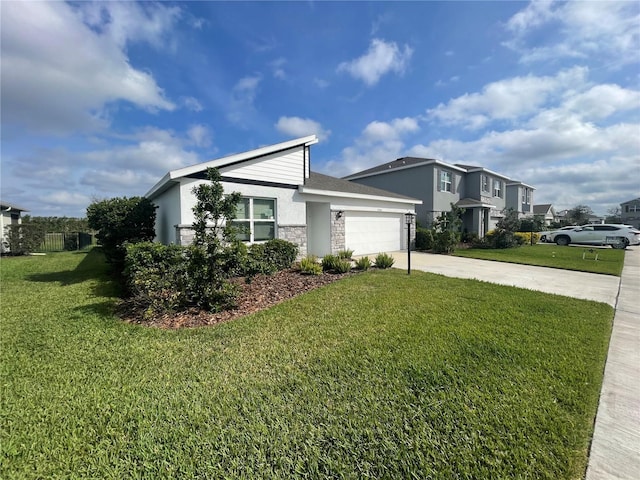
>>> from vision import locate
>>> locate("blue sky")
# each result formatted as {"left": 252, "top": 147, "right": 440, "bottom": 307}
{"left": 2, "top": 0, "right": 639, "bottom": 218}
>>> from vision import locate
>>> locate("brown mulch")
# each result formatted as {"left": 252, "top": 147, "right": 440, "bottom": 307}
{"left": 122, "top": 269, "right": 357, "bottom": 329}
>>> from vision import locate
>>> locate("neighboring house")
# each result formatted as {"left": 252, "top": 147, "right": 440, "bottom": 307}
{"left": 620, "top": 197, "right": 640, "bottom": 229}
{"left": 533, "top": 204, "right": 557, "bottom": 226}
{"left": 0, "top": 201, "right": 29, "bottom": 253}
{"left": 146, "top": 135, "right": 421, "bottom": 257}
{"left": 343, "top": 157, "right": 535, "bottom": 237}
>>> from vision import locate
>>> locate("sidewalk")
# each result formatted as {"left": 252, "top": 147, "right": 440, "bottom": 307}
{"left": 586, "top": 247, "right": 640, "bottom": 480}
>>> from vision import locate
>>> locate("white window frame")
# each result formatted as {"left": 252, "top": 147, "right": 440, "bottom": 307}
{"left": 522, "top": 188, "right": 531, "bottom": 204}
{"left": 440, "top": 171, "right": 452, "bottom": 192}
{"left": 493, "top": 180, "right": 502, "bottom": 198}
{"left": 233, "top": 197, "right": 276, "bottom": 243}
{"left": 481, "top": 175, "right": 490, "bottom": 193}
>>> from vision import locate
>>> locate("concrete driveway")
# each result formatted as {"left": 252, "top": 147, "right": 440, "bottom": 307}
{"left": 382, "top": 250, "right": 621, "bottom": 306}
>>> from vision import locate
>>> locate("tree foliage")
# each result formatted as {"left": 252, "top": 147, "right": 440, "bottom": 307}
{"left": 483, "top": 208, "right": 521, "bottom": 249}
{"left": 565, "top": 205, "right": 594, "bottom": 225}
{"left": 2, "top": 224, "right": 46, "bottom": 255}
{"left": 86, "top": 196, "right": 157, "bottom": 271}
{"left": 431, "top": 204, "right": 465, "bottom": 254}
{"left": 21, "top": 215, "right": 90, "bottom": 233}
{"left": 605, "top": 207, "right": 622, "bottom": 224}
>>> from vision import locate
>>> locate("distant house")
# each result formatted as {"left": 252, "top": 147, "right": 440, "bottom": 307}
{"left": 343, "top": 158, "right": 535, "bottom": 237}
{"left": 533, "top": 204, "right": 557, "bottom": 225}
{"left": 146, "top": 136, "right": 421, "bottom": 257}
{"left": 621, "top": 197, "right": 640, "bottom": 229}
{"left": 0, "top": 201, "right": 29, "bottom": 253}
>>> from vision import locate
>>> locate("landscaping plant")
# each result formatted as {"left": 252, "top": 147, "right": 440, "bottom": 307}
{"left": 354, "top": 256, "right": 372, "bottom": 271}
{"left": 299, "top": 255, "right": 322, "bottom": 275}
{"left": 374, "top": 252, "right": 394, "bottom": 269}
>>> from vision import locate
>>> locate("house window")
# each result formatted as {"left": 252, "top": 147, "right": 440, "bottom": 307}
{"left": 493, "top": 180, "right": 502, "bottom": 198}
{"left": 232, "top": 197, "right": 276, "bottom": 242}
{"left": 522, "top": 188, "right": 531, "bottom": 204}
{"left": 440, "top": 171, "right": 452, "bottom": 192}
{"left": 481, "top": 175, "right": 490, "bottom": 193}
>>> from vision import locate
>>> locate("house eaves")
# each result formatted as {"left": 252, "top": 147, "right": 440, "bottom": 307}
{"left": 343, "top": 157, "right": 467, "bottom": 181}
{"left": 456, "top": 165, "right": 512, "bottom": 181}
{"left": 300, "top": 172, "right": 421, "bottom": 205}
{"left": 0, "top": 201, "right": 29, "bottom": 212}
{"left": 506, "top": 181, "right": 536, "bottom": 190}
{"left": 455, "top": 197, "right": 495, "bottom": 209}
{"left": 145, "top": 135, "right": 318, "bottom": 199}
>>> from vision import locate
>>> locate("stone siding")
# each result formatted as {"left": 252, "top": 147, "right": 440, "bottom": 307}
{"left": 278, "top": 225, "right": 307, "bottom": 258}
{"left": 330, "top": 211, "right": 345, "bottom": 253}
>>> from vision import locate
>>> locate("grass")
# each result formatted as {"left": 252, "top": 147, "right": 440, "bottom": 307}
{"left": 1, "top": 249, "right": 613, "bottom": 479}
{"left": 453, "top": 243, "right": 625, "bottom": 276}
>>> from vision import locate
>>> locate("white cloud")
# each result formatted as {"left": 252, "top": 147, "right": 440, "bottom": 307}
{"left": 0, "top": 1, "right": 177, "bottom": 136}
{"left": 322, "top": 117, "right": 420, "bottom": 177}
{"left": 337, "top": 38, "right": 413, "bottom": 86}
{"left": 227, "top": 75, "right": 262, "bottom": 126}
{"left": 182, "top": 96, "right": 204, "bottom": 112}
{"left": 269, "top": 58, "right": 287, "bottom": 79}
{"left": 39, "top": 191, "right": 92, "bottom": 207}
{"left": 504, "top": 1, "right": 640, "bottom": 68}
{"left": 275, "top": 117, "right": 331, "bottom": 141}
{"left": 428, "top": 67, "right": 588, "bottom": 129}
{"left": 187, "top": 124, "right": 212, "bottom": 147}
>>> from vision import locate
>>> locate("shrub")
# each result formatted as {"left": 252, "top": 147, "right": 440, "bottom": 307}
{"left": 415, "top": 227, "right": 433, "bottom": 251}
{"left": 321, "top": 254, "right": 340, "bottom": 272}
{"left": 461, "top": 231, "right": 479, "bottom": 244}
{"left": 337, "top": 249, "right": 354, "bottom": 260}
{"left": 124, "top": 242, "right": 187, "bottom": 317}
{"left": 333, "top": 259, "right": 352, "bottom": 274}
{"left": 354, "top": 256, "right": 371, "bottom": 271}
{"left": 515, "top": 232, "right": 540, "bottom": 245}
{"left": 2, "top": 223, "right": 46, "bottom": 255}
{"left": 299, "top": 255, "right": 322, "bottom": 275}
{"left": 374, "top": 253, "right": 395, "bottom": 269}
{"left": 261, "top": 239, "right": 298, "bottom": 271}
{"left": 86, "top": 196, "right": 156, "bottom": 272}
{"left": 433, "top": 230, "right": 459, "bottom": 254}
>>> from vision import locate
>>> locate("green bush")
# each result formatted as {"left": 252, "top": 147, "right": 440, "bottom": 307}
{"left": 86, "top": 196, "right": 156, "bottom": 273}
{"left": 354, "top": 256, "right": 371, "bottom": 271}
{"left": 124, "top": 242, "right": 187, "bottom": 317}
{"left": 299, "top": 255, "right": 322, "bottom": 275}
{"left": 261, "top": 239, "right": 298, "bottom": 271}
{"left": 337, "top": 249, "right": 354, "bottom": 260}
{"left": 2, "top": 224, "right": 46, "bottom": 255}
{"left": 374, "top": 252, "right": 395, "bottom": 269}
{"left": 333, "top": 259, "right": 352, "bottom": 274}
{"left": 415, "top": 227, "right": 433, "bottom": 250}
{"left": 321, "top": 254, "right": 340, "bottom": 272}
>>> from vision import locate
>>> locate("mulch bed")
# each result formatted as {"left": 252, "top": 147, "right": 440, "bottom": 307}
{"left": 122, "top": 269, "right": 357, "bottom": 329}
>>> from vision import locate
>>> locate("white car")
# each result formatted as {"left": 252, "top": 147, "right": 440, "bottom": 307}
{"left": 549, "top": 224, "right": 640, "bottom": 249}
{"left": 540, "top": 226, "right": 577, "bottom": 243}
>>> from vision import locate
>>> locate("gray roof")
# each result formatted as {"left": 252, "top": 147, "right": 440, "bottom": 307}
{"left": 533, "top": 204, "right": 553, "bottom": 214}
{"left": 306, "top": 172, "right": 419, "bottom": 201}
{"left": 0, "top": 201, "right": 29, "bottom": 212}
{"left": 621, "top": 197, "right": 640, "bottom": 205}
{"left": 343, "top": 157, "right": 439, "bottom": 179}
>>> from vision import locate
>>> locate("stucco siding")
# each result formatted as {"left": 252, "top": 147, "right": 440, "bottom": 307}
{"left": 179, "top": 178, "right": 306, "bottom": 228}
{"left": 153, "top": 183, "right": 181, "bottom": 244}
{"left": 219, "top": 146, "right": 304, "bottom": 186}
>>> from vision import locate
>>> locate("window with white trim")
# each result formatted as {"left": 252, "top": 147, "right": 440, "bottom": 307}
{"left": 440, "top": 171, "right": 452, "bottom": 192}
{"left": 232, "top": 197, "right": 276, "bottom": 242}
{"left": 493, "top": 179, "right": 502, "bottom": 198}
{"left": 522, "top": 188, "right": 531, "bottom": 204}
{"left": 481, "top": 175, "right": 490, "bottom": 193}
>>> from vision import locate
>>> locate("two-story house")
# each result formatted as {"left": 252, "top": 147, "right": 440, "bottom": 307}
{"left": 343, "top": 157, "right": 534, "bottom": 237}
{"left": 620, "top": 197, "right": 640, "bottom": 229}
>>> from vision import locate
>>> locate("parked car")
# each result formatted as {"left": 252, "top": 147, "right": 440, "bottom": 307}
{"left": 540, "top": 226, "right": 577, "bottom": 243}
{"left": 549, "top": 224, "right": 640, "bottom": 249}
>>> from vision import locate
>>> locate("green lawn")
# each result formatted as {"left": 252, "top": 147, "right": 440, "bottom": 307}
{"left": 1, "top": 249, "right": 613, "bottom": 479}
{"left": 453, "top": 244, "right": 625, "bottom": 276}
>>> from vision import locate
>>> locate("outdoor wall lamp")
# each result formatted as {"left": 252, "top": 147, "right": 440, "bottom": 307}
{"left": 336, "top": 210, "right": 344, "bottom": 219}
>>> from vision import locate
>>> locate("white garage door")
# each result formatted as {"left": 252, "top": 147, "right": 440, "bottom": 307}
{"left": 345, "top": 212, "right": 403, "bottom": 255}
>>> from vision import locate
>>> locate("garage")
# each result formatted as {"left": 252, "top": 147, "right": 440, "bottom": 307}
{"left": 345, "top": 211, "right": 403, "bottom": 255}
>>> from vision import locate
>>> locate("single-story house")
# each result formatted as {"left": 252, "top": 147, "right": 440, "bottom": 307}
{"left": 0, "top": 201, "right": 29, "bottom": 253}
{"left": 145, "top": 135, "right": 421, "bottom": 257}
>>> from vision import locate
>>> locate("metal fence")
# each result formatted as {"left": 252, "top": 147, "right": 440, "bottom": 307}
{"left": 37, "top": 232, "right": 96, "bottom": 252}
